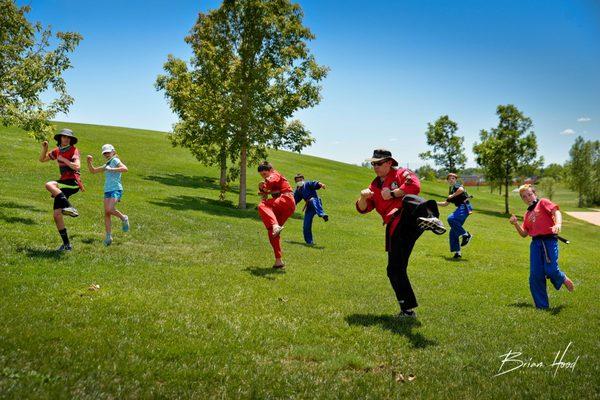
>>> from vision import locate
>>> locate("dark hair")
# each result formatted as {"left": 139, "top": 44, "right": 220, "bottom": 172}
{"left": 56, "top": 135, "right": 72, "bottom": 147}
{"left": 294, "top": 173, "right": 304, "bottom": 180}
{"left": 257, "top": 161, "right": 273, "bottom": 172}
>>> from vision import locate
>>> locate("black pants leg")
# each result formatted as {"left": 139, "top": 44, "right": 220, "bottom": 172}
{"left": 385, "top": 195, "right": 439, "bottom": 311}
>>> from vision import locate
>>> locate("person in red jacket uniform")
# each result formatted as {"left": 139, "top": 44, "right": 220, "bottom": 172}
{"left": 257, "top": 161, "right": 296, "bottom": 269}
{"left": 356, "top": 149, "right": 446, "bottom": 318}
{"left": 39, "top": 128, "right": 84, "bottom": 251}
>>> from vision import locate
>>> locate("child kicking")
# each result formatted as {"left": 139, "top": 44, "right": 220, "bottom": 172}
{"left": 87, "top": 144, "right": 129, "bottom": 246}
{"left": 509, "top": 184, "right": 574, "bottom": 309}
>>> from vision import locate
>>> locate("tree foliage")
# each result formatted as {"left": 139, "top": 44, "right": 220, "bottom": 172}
{"left": 566, "top": 136, "right": 600, "bottom": 207}
{"left": 156, "top": 0, "right": 328, "bottom": 208}
{"left": 419, "top": 115, "right": 467, "bottom": 172}
{"left": 473, "top": 105, "right": 542, "bottom": 213}
{"left": 0, "top": 0, "right": 82, "bottom": 140}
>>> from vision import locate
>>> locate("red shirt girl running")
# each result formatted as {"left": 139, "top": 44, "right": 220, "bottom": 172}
{"left": 257, "top": 162, "right": 296, "bottom": 269}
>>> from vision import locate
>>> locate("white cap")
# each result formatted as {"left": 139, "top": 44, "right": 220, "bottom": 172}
{"left": 101, "top": 144, "right": 115, "bottom": 154}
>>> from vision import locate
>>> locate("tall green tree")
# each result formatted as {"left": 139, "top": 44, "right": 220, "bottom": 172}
{"left": 0, "top": 0, "right": 82, "bottom": 140}
{"left": 419, "top": 115, "right": 467, "bottom": 172}
{"left": 566, "top": 136, "right": 595, "bottom": 207}
{"left": 473, "top": 105, "right": 541, "bottom": 214}
{"left": 157, "top": 0, "right": 328, "bottom": 208}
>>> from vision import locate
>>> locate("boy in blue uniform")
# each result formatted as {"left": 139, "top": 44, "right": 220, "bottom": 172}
{"left": 293, "top": 174, "right": 328, "bottom": 245}
{"left": 437, "top": 173, "right": 472, "bottom": 259}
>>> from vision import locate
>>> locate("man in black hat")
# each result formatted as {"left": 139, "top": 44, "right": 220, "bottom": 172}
{"left": 39, "top": 128, "right": 84, "bottom": 251}
{"left": 356, "top": 149, "right": 445, "bottom": 318}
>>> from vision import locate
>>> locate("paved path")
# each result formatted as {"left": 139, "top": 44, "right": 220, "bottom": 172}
{"left": 566, "top": 211, "right": 600, "bottom": 227}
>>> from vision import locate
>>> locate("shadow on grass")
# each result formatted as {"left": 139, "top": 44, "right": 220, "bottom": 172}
{"left": 345, "top": 313, "right": 437, "bottom": 349}
{"left": 441, "top": 255, "right": 468, "bottom": 262}
{"left": 149, "top": 195, "right": 261, "bottom": 220}
{"left": 80, "top": 237, "right": 101, "bottom": 245}
{"left": 144, "top": 174, "right": 240, "bottom": 194}
{"left": 286, "top": 240, "right": 325, "bottom": 250}
{"left": 508, "top": 302, "right": 566, "bottom": 315}
{"left": 473, "top": 208, "right": 511, "bottom": 219}
{"left": 243, "top": 266, "right": 286, "bottom": 280}
{"left": 0, "top": 214, "right": 37, "bottom": 225}
{"left": 16, "top": 246, "right": 65, "bottom": 259}
{"left": 0, "top": 201, "right": 45, "bottom": 213}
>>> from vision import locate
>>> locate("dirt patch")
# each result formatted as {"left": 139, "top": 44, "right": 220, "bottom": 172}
{"left": 566, "top": 212, "right": 600, "bottom": 227}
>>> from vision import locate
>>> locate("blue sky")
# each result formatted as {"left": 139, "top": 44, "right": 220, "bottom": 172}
{"left": 25, "top": 0, "right": 600, "bottom": 167}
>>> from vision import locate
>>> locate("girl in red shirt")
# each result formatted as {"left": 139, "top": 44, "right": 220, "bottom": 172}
{"left": 509, "top": 184, "right": 574, "bottom": 309}
{"left": 257, "top": 162, "right": 296, "bottom": 269}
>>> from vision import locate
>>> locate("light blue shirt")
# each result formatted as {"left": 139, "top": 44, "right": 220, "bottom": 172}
{"left": 104, "top": 157, "right": 123, "bottom": 192}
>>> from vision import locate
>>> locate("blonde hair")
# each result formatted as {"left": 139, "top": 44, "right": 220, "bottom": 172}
{"left": 518, "top": 184, "right": 536, "bottom": 196}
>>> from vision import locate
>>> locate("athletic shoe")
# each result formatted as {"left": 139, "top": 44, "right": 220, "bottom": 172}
{"left": 461, "top": 232, "right": 472, "bottom": 247}
{"left": 122, "top": 215, "right": 130, "bottom": 232}
{"left": 397, "top": 310, "right": 417, "bottom": 318}
{"left": 103, "top": 234, "right": 113, "bottom": 247}
{"left": 57, "top": 244, "right": 72, "bottom": 251}
{"left": 272, "top": 225, "right": 284, "bottom": 237}
{"left": 453, "top": 252, "right": 462, "bottom": 259}
{"left": 323, "top": 215, "right": 329, "bottom": 222}
{"left": 417, "top": 217, "right": 446, "bottom": 235}
{"left": 272, "top": 263, "right": 285, "bottom": 269}
{"left": 61, "top": 207, "right": 79, "bottom": 217}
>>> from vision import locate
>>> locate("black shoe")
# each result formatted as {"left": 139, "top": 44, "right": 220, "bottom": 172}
{"left": 453, "top": 252, "right": 462, "bottom": 259}
{"left": 322, "top": 215, "right": 329, "bottom": 222}
{"left": 398, "top": 309, "right": 417, "bottom": 318}
{"left": 57, "top": 244, "right": 72, "bottom": 251}
{"left": 461, "top": 233, "right": 472, "bottom": 247}
{"left": 417, "top": 217, "right": 446, "bottom": 235}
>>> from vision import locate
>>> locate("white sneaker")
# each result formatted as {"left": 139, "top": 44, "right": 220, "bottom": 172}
{"left": 122, "top": 216, "right": 129, "bottom": 232}
{"left": 61, "top": 207, "right": 79, "bottom": 217}
{"left": 417, "top": 217, "right": 446, "bottom": 235}
{"left": 103, "top": 234, "right": 113, "bottom": 247}
{"left": 272, "top": 225, "right": 284, "bottom": 237}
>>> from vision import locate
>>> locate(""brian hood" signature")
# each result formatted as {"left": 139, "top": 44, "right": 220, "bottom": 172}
{"left": 494, "top": 342, "right": 579, "bottom": 377}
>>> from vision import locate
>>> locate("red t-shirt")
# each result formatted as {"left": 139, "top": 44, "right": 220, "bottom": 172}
{"left": 355, "top": 168, "right": 421, "bottom": 224}
{"left": 522, "top": 198, "right": 559, "bottom": 237}
{"left": 263, "top": 170, "right": 292, "bottom": 194}
{"left": 49, "top": 146, "right": 80, "bottom": 180}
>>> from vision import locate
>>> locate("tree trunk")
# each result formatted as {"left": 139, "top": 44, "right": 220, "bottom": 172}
{"left": 504, "top": 174, "right": 510, "bottom": 214}
{"left": 219, "top": 148, "right": 227, "bottom": 201}
{"left": 238, "top": 144, "right": 247, "bottom": 209}
{"left": 578, "top": 190, "right": 583, "bottom": 208}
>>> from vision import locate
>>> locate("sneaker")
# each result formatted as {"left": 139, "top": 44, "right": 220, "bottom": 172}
{"left": 461, "top": 232, "right": 472, "bottom": 247}
{"left": 272, "top": 225, "right": 284, "bottom": 237}
{"left": 272, "top": 263, "right": 285, "bottom": 269}
{"left": 122, "top": 215, "right": 129, "bottom": 232}
{"left": 57, "top": 244, "right": 72, "bottom": 251}
{"left": 453, "top": 252, "right": 462, "bottom": 259}
{"left": 61, "top": 207, "right": 79, "bottom": 217}
{"left": 322, "top": 215, "right": 329, "bottom": 222}
{"left": 417, "top": 217, "right": 446, "bottom": 235}
{"left": 103, "top": 234, "right": 113, "bottom": 247}
{"left": 398, "top": 310, "right": 417, "bottom": 318}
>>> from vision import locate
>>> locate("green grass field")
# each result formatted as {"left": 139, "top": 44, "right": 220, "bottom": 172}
{"left": 1, "top": 122, "right": 599, "bottom": 399}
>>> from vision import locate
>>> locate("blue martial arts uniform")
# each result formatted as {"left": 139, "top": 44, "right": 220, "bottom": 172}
{"left": 447, "top": 182, "right": 472, "bottom": 253}
{"left": 529, "top": 237, "right": 565, "bottom": 309}
{"left": 294, "top": 180, "right": 327, "bottom": 244}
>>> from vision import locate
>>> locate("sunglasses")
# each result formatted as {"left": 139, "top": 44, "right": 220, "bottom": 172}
{"left": 371, "top": 160, "right": 388, "bottom": 167}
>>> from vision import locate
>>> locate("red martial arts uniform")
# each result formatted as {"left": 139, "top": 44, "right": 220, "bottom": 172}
{"left": 356, "top": 167, "right": 421, "bottom": 235}
{"left": 258, "top": 170, "right": 296, "bottom": 258}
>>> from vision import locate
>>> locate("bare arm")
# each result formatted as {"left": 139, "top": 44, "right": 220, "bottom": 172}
{"left": 57, "top": 155, "right": 80, "bottom": 170}
{"left": 437, "top": 201, "right": 449, "bottom": 207}
{"left": 447, "top": 186, "right": 465, "bottom": 200}
{"left": 509, "top": 214, "right": 528, "bottom": 238}
{"left": 551, "top": 209, "right": 562, "bottom": 234}
{"left": 39, "top": 141, "right": 50, "bottom": 162}
{"left": 86, "top": 155, "right": 105, "bottom": 174}
{"left": 106, "top": 161, "right": 128, "bottom": 173}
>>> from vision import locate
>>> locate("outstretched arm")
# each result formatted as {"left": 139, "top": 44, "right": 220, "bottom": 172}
{"left": 509, "top": 214, "right": 528, "bottom": 238}
{"left": 106, "top": 161, "right": 128, "bottom": 173}
{"left": 39, "top": 141, "right": 51, "bottom": 162}
{"left": 86, "top": 155, "right": 105, "bottom": 174}
{"left": 551, "top": 209, "right": 562, "bottom": 234}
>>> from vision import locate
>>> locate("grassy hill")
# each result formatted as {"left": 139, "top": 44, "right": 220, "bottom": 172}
{"left": 1, "top": 122, "right": 599, "bottom": 399}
